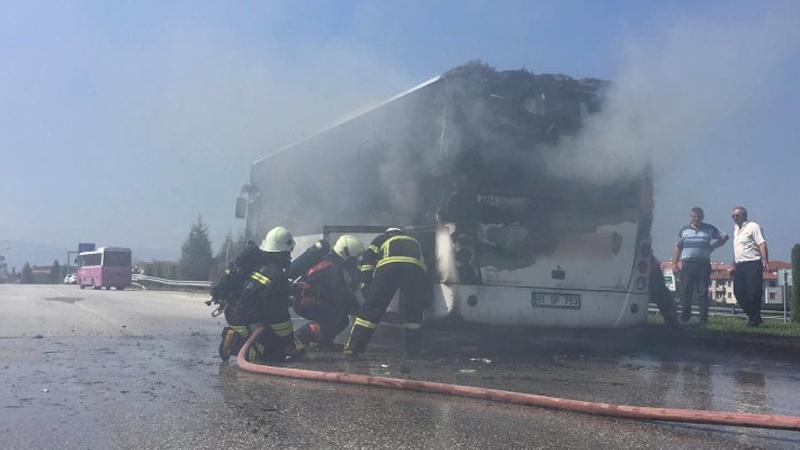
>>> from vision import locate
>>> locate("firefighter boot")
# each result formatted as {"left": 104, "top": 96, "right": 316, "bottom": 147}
{"left": 343, "top": 320, "right": 375, "bottom": 358}
{"left": 218, "top": 327, "right": 240, "bottom": 362}
{"left": 404, "top": 327, "right": 423, "bottom": 356}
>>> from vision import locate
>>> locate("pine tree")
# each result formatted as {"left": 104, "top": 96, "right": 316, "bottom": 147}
{"left": 50, "top": 260, "right": 61, "bottom": 284}
{"left": 21, "top": 263, "right": 33, "bottom": 284}
{"left": 178, "top": 215, "right": 214, "bottom": 281}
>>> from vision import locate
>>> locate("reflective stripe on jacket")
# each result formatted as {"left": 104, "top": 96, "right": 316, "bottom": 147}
{"left": 375, "top": 235, "right": 426, "bottom": 271}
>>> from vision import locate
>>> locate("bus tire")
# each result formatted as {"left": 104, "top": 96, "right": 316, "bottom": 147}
{"left": 79, "top": 284, "right": 85, "bottom": 290}
{"left": 117, "top": 286, "right": 125, "bottom": 291}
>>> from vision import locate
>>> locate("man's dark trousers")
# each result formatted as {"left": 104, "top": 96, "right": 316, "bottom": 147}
{"left": 734, "top": 260, "right": 763, "bottom": 325}
{"left": 679, "top": 260, "right": 711, "bottom": 323}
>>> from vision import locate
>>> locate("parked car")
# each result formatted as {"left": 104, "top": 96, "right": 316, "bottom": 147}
{"left": 63, "top": 273, "right": 77, "bottom": 284}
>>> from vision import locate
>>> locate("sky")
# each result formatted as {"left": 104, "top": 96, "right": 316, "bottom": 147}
{"left": 1, "top": 0, "right": 799, "bottom": 266}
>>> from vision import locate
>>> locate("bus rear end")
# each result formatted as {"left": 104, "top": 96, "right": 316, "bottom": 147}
{"left": 100, "top": 248, "right": 132, "bottom": 290}
{"left": 78, "top": 247, "right": 132, "bottom": 290}
{"left": 433, "top": 187, "right": 652, "bottom": 329}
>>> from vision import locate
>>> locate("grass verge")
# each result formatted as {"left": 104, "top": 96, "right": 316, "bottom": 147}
{"left": 648, "top": 313, "right": 800, "bottom": 338}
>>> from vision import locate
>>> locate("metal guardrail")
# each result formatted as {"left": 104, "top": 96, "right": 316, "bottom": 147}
{"left": 649, "top": 303, "right": 789, "bottom": 322}
{"left": 132, "top": 274, "right": 211, "bottom": 288}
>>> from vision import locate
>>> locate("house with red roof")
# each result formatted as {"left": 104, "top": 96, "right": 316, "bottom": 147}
{"left": 660, "top": 260, "right": 790, "bottom": 306}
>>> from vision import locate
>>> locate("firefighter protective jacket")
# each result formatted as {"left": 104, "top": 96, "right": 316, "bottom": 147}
{"left": 295, "top": 253, "right": 360, "bottom": 316}
{"left": 210, "top": 241, "right": 263, "bottom": 303}
{"left": 359, "top": 230, "right": 427, "bottom": 287}
{"left": 224, "top": 252, "right": 291, "bottom": 326}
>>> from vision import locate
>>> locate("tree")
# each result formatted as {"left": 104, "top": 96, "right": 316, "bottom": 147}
{"left": 792, "top": 244, "right": 800, "bottom": 323}
{"left": 21, "top": 263, "right": 33, "bottom": 284}
{"left": 178, "top": 215, "right": 214, "bottom": 281}
{"left": 49, "top": 260, "right": 61, "bottom": 284}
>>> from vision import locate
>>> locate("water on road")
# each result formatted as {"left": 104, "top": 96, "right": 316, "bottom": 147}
{"left": 1, "top": 284, "right": 799, "bottom": 449}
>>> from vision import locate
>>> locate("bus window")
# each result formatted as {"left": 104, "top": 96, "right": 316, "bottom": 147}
{"left": 103, "top": 252, "right": 131, "bottom": 267}
{"left": 80, "top": 253, "right": 101, "bottom": 266}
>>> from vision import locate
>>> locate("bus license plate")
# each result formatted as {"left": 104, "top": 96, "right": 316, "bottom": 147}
{"left": 531, "top": 292, "right": 581, "bottom": 309}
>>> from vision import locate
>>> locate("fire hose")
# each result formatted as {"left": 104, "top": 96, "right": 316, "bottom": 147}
{"left": 236, "top": 327, "right": 800, "bottom": 431}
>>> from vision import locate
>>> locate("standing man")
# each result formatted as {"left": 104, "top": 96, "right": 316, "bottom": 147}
{"left": 731, "top": 206, "right": 769, "bottom": 327}
{"left": 672, "top": 207, "right": 728, "bottom": 325}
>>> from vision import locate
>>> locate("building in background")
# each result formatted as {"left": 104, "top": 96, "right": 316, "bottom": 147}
{"left": 661, "top": 260, "right": 791, "bottom": 306}
{"left": 30, "top": 265, "right": 53, "bottom": 284}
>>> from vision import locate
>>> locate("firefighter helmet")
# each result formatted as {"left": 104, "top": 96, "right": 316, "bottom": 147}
{"left": 261, "top": 226, "right": 295, "bottom": 253}
{"left": 333, "top": 235, "right": 365, "bottom": 261}
{"left": 385, "top": 227, "right": 402, "bottom": 233}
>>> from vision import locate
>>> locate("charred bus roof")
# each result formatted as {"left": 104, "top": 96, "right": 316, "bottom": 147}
{"left": 253, "top": 62, "right": 609, "bottom": 167}
{"left": 247, "top": 62, "right": 640, "bottom": 238}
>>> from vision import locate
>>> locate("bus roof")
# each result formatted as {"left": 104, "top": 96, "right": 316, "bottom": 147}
{"left": 79, "top": 247, "right": 131, "bottom": 256}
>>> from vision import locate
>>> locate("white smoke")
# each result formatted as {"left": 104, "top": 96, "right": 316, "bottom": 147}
{"left": 543, "top": 7, "right": 800, "bottom": 183}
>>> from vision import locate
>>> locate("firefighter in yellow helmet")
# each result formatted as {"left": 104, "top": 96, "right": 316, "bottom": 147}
{"left": 344, "top": 228, "right": 432, "bottom": 356}
{"left": 292, "top": 235, "right": 365, "bottom": 350}
{"left": 219, "top": 226, "right": 304, "bottom": 363}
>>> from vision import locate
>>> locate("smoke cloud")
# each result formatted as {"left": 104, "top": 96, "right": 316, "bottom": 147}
{"left": 543, "top": 7, "right": 800, "bottom": 184}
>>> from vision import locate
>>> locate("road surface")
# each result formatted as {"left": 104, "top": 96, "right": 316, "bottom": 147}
{"left": 1, "top": 284, "right": 799, "bottom": 449}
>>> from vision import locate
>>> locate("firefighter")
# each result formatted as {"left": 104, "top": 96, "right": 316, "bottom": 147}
{"left": 288, "top": 238, "right": 331, "bottom": 281}
{"left": 219, "top": 226, "right": 304, "bottom": 363}
{"left": 293, "top": 235, "right": 365, "bottom": 350}
{"left": 649, "top": 254, "right": 681, "bottom": 328}
{"left": 344, "top": 227, "right": 432, "bottom": 357}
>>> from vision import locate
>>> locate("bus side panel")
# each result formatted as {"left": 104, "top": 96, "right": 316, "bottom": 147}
{"left": 248, "top": 81, "right": 447, "bottom": 241}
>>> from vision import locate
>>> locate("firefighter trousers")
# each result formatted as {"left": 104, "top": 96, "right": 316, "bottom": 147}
{"left": 347, "top": 263, "right": 431, "bottom": 354}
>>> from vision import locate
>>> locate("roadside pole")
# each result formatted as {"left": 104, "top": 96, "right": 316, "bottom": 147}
{"left": 66, "top": 251, "right": 79, "bottom": 278}
{"left": 784, "top": 270, "right": 789, "bottom": 323}
{"left": 224, "top": 238, "right": 233, "bottom": 266}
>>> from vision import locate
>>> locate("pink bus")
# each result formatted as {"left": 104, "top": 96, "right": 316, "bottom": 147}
{"left": 77, "top": 247, "right": 132, "bottom": 290}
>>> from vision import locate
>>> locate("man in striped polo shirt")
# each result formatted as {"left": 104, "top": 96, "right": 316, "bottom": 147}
{"left": 671, "top": 207, "right": 729, "bottom": 325}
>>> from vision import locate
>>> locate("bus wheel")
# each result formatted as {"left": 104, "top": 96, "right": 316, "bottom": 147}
{"left": 92, "top": 285, "right": 100, "bottom": 290}
{"left": 117, "top": 286, "right": 125, "bottom": 291}
{"left": 79, "top": 284, "right": 85, "bottom": 290}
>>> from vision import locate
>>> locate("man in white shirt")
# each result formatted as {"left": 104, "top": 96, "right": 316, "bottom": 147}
{"left": 731, "top": 206, "right": 770, "bottom": 327}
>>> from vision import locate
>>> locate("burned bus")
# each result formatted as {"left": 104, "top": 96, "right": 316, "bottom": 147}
{"left": 237, "top": 63, "right": 653, "bottom": 329}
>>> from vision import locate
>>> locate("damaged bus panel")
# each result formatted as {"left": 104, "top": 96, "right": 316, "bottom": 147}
{"left": 239, "top": 62, "right": 653, "bottom": 328}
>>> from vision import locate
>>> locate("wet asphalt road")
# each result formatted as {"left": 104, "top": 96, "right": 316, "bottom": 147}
{"left": 2, "top": 284, "right": 800, "bottom": 449}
